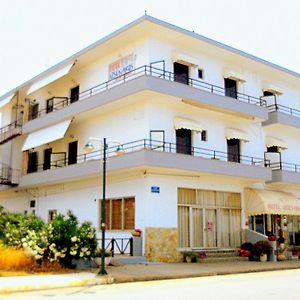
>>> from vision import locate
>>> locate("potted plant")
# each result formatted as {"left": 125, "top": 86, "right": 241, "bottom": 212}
{"left": 132, "top": 229, "right": 142, "bottom": 237}
{"left": 93, "top": 249, "right": 112, "bottom": 267}
{"left": 182, "top": 251, "right": 197, "bottom": 263}
{"left": 197, "top": 251, "right": 206, "bottom": 262}
{"left": 254, "top": 240, "right": 272, "bottom": 262}
{"left": 240, "top": 242, "right": 255, "bottom": 260}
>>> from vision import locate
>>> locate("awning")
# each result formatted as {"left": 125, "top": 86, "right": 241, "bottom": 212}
{"left": 224, "top": 69, "right": 246, "bottom": 82}
{"left": 174, "top": 117, "right": 203, "bottom": 132}
{"left": 27, "top": 62, "right": 75, "bottom": 95}
{"left": 226, "top": 128, "right": 249, "bottom": 142}
{"left": 0, "top": 93, "right": 15, "bottom": 109}
{"left": 22, "top": 119, "right": 71, "bottom": 151}
{"left": 172, "top": 52, "right": 198, "bottom": 66}
{"left": 245, "top": 188, "right": 300, "bottom": 216}
{"left": 262, "top": 83, "right": 283, "bottom": 95}
{"left": 265, "top": 136, "right": 287, "bottom": 149}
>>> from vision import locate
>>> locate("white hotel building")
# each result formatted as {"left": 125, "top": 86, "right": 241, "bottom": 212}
{"left": 1, "top": 15, "right": 300, "bottom": 261}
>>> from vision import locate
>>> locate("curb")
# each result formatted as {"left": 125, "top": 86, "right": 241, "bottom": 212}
{"left": 1, "top": 265, "right": 300, "bottom": 294}
{"left": 0, "top": 276, "right": 114, "bottom": 295}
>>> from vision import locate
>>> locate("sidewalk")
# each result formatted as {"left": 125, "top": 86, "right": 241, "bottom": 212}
{"left": 108, "top": 260, "right": 300, "bottom": 283}
{"left": 1, "top": 260, "right": 300, "bottom": 294}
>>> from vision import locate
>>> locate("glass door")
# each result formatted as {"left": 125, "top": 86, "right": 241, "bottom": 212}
{"left": 204, "top": 209, "right": 217, "bottom": 247}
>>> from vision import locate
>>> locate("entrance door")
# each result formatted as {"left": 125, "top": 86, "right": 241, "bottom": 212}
{"left": 176, "top": 129, "right": 192, "bottom": 155}
{"left": 46, "top": 98, "right": 54, "bottom": 113}
{"left": 68, "top": 141, "right": 78, "bottom": 165}
{"left": 70, "top": 86, "right": 80, "bottom": 103}
{"left": 43, "top": 148, "right": 52, "bottom": 170}
{"left": 224, "top": 78, "right": 237, "bottom": 98}
{"left": 29, "top": 103, "right": 39, "bottom": 120}
{"left": 227, "top": 139, "right": 240, "bottom": 162}
{"left": 174, "top": 62, "right": 189, "bottom": 85}
{"left": 27, "top": 152, "right": 38, "bottom": 173}
{"left": 204, "top": 209, "right": 217, "bottom": 247}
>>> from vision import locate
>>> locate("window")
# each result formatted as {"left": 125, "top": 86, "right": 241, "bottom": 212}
{"left": 227, "top": 139, "right": 240, "bottom": 163}
{"left": 48, "top": 210, "right": 57, "bottom": 222}
{"left": 70, "top": 86, "right": 80, "bottom": 103}
{"left": 224, "top": 78, "right": 237, "bottom": 99}
{"left": 103, "top": 197, "right": 135, "bottom": 230}
{"left": 198, "top": 69, "right": 204, "bottom": 79}
{"left": 29, "top": 103, "right": 39, "bottom": 120}
{"left": 27, "top": 152, "right": 38, "bottom": 173}
{"left": 46, "top": 98, "right": 54, "bottom": 113}
{"left": 43, "top": 148, "right": 52, "bottom": 170}
{"left": 174, "top": 62, "right": 189, "bottom": 85}
{"left": 176, "top": 129, "right": 192, "bottom": 155}
{"left": 30, "top": 200, "right": 36, "bottom": 208}
{"left": 201, "top": 130, "right": 207, "bottom": 142}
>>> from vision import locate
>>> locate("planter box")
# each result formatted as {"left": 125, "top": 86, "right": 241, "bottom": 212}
{"left": 72, "top": 258, "right": 92, "bottom": 269}
{"left": 132, "top": 237, "right": 143, "bottom": 256}
{"left": 292, "top": 250, "right": 300, "bottom": 257}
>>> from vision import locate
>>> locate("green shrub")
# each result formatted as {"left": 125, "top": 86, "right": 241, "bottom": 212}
{"left": 0, "top": 210, "right": 97, "bottom": 268}
{"left": 48, "top": 211, "right": 97, "bottom": 267}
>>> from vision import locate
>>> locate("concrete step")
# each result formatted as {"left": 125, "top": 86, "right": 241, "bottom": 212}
{"left": 111, "top": 256, "right": 148, "bottom": 265}
{"left": 192, "top": 248, "right": 240, "bottom": 258}
{"left": 201, "top": 256, "right": 248, "bottom": 263}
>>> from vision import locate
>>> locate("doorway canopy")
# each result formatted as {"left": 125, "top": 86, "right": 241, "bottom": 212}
{"left": 245, "top": 188, "right": 300, "bottom": 216}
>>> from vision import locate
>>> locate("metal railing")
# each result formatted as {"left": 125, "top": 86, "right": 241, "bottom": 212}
{"left": 270, "top": 161, "right": 300, "bottom": 173}
{"left": 0, "top": 118, "right": 22, "bottom": 145}
{"left": 27, "top": 65, "right": 267, "bottom": 121}
{"left": 28, "top": 139, "right": 268, "bottom": 174}
{"left": 29, "top": 97, "right": 69, "bottom": 120}
{"left": 0, "top": 163, "right": 19, "bottom": 186}
{"left": 267, "top": 104, "right": 300, "bottom": 118}
{"left": 98, "top": 237, "right": 133, "bottom": 257}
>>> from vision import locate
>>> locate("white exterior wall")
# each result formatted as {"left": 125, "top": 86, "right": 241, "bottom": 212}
{"left": 144, "top": 173, "right": 248, "bottom": 230}
{"left": 146, "top": 98, "right": 265, "bottom": 160}
{"left": 0, "top": 171, "right": 250, "bottom": 232}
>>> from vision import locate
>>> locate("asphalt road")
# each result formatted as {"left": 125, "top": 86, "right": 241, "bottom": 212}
{"left": 2, "top": 269, "right": 300, "bottom": 300}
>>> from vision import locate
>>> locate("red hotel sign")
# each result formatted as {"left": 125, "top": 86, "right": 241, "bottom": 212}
{"left": 108, "top": 54, "right": 135, "bottom": 80}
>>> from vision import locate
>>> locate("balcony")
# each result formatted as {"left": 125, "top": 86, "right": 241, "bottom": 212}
{"left": 0, "top": 119, "right": 22, "bottom": 145}
{"left": 23, "top": 65, "right": 268, "bottom": 133}
{"left": 268, "top": 161, "right": 300, "bottom": 185}
{"left": 19, "top": 139, "right": 271, "bottom": 188}
{"left": 263, "top": 104, "right": 300, "bottom": 129}
{"left": 0, "top": 163, "right": 19, "bottom": 186}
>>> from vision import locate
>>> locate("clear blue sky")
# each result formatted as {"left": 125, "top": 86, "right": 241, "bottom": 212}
{"left": 1, "top": 0, "right": 300, "bottom": 96}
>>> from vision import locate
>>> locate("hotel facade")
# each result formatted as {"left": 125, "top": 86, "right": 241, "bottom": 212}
{"left": 1, "top": 15, "right": 300, "bottom": 261}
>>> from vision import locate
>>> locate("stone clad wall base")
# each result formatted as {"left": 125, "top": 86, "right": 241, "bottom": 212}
{"left": 145, "top": 227, "right": 182, "bottom": 262}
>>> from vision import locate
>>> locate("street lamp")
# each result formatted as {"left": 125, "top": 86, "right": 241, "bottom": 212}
{"left": 83, "top": 137, "right": 124, "bottom": 275}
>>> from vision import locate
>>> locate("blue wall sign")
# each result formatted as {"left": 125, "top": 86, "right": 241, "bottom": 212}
{"left": 151, "top": 186, "right": 160, "bottom": 193}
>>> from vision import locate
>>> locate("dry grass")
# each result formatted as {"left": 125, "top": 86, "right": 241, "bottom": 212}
{"left": 0, "top": 244, "right": 72, "bottom": 275}
{"left": 0, "top": 245, "right": 36, "bottom": 271}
